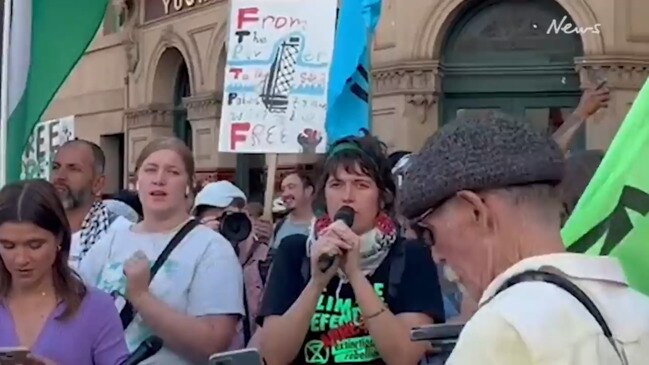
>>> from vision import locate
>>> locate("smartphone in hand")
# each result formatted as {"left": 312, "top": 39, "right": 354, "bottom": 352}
{"left": 0, "top": 347, "right": 30, "bottom": 365}
{"left": 209, "top": 348, "right": 263, "bottom": 365}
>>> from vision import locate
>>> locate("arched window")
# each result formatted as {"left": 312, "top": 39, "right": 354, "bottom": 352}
{"left": 441, "top": 0, "right": 586, "bottom": 148}
{"left": 174, "top": 62, "right": 192, "bottom": 148}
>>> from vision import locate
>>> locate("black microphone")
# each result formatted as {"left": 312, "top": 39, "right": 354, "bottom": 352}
{"left": 124, "top": 336, "right": 163, "bottom": 365}
{"left": 317, "top": 206, "right": 355, "bottom": 272}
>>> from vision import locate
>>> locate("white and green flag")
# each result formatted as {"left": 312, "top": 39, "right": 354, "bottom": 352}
{"left": 21, "top": 116, "right": 75, "bottom": 180}
{"left": 1, "top": 0, "right": 108, "bottom": 184}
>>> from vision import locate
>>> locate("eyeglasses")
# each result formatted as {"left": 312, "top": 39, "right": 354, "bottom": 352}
{"left": 410, "top": 206, "right": 435, "bottom": 248}
{"left": 411, "top": 223, "right": 434, "bottom": 248}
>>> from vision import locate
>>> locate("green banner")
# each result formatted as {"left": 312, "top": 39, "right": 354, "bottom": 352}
{"left": 562, "top": 77, "right": 649, "bottom": 296}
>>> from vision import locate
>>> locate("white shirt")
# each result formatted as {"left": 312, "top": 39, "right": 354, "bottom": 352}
{"left": 447, "top": 253, "right": 649, "bottom": 365}
{"left": 79, "top": 223, "right": 244, "bottom": 365}
{"left": 68, "top": 216, "right": 132, "bottom": 271}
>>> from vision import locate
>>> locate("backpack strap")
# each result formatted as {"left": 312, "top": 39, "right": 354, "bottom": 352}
{"left": 495, "top": 269, "right": 627, "bottom": 365}
{"left": 388, "top": 240, "right": 405, "bottom": 300}
{"left": 242, "top": 281, "right": 252, "bottom": 345}
{"left": 272, "top": 218, "right": 286, "bottom": 244}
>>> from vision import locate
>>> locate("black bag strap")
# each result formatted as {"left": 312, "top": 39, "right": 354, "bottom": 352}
{"left": 120, "top": 219, "right": 200, "bottom": 329}
{"left": 387, "top": 240, "right": 405, "bottom": 300}
{"left": 272, "top": 219, "right": 286, "bottom": 243}
{"left": 242, "top": 282, "right": 252, "bottom": 345}
{"left": 495, "top": 269, "right": 627, "bottom": 364}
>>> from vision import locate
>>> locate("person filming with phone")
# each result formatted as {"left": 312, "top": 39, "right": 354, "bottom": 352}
{"left": 258, "top": 132, "right": 445, "bottom": 365}
{"left": 399, "top": 113, "right": 649, "bottom": 364}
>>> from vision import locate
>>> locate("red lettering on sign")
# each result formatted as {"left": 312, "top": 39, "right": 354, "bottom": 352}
{"left": 229, "top": 68, "right": 243, "bottom": 79}
{"left": 230, "top": 122, "right": 251, "bottom": 149}
{"left": 237, "top": 7, "right": 259, "bottom": 29}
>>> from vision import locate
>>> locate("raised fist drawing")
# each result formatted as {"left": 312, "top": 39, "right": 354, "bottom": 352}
{"left": 297, "top": 128, "right": 323, "bottom": 153}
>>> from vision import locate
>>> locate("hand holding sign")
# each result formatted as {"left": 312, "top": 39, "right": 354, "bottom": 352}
{"left": 298, "top": 128, "right": 323, "bottom": 153}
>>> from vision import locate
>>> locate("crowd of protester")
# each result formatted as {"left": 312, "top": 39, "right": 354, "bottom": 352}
{"left": 1, "top": 85, "right": 649, "bottom": 365}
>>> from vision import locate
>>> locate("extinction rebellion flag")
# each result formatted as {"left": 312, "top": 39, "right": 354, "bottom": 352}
{"left": 562, "top": 77, "right": 649, "bottom": 296}
{"left": 325, "top": 0, "right": 382, "bottom": 144}
{"left": 1, "top": 0, "right": 108, "bottom": 183}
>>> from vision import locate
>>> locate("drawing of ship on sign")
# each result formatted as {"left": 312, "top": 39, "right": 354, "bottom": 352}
{"left": 261, "top": 35, "right": 303, "bottom": 113}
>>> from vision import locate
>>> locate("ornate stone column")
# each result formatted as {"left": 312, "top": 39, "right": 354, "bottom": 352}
{"left": 372, "top": 61, "right": 441, "bottom": 151}
{"left": 125, "top": 103, "right": 175, "bottom": 174}
{"left": 182, "top": 92, "right": 236, "bottom": 172}
{"left": 575, "top": 55, "right": 649, "bottom": 150}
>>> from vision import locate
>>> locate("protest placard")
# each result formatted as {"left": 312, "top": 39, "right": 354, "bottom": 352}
{"left": 219, "top": 0, "right": 337, "bottom": 154}
{"left": 20, "top": 116, "right": 75, "bottom": 180}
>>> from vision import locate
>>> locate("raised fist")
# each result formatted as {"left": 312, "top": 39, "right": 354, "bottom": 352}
{"left": 297, "top": 128, "right": 323, "bottom": 153}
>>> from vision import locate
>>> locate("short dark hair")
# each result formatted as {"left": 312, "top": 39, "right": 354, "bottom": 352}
{"left": 61, "top": 139, "right": 106, "bottom": 175}
{"left": 230, "top": 197, "right": 246, "bottom": 209}
{"left": 282, "top": 170, "right": 314, "bottom": 190}
{"left": 313, "top": 130, "right": 395, "bottom": 214}
{"left": 0, "top": 179, "right": 87, "bottom": 320}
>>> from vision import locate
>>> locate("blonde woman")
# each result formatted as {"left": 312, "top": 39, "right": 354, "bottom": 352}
{"left": 80, "top": 138, "right": 244, "bottom": 364}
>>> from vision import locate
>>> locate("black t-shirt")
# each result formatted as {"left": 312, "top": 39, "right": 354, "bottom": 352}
{"left": 258, "top": 234, "right": 444, "bottom": 365}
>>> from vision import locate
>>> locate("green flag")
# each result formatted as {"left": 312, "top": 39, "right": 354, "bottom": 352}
{"left": 2, "top": 0, "right": 108, "bottom": 183}
{"left": 562, "top": 77, "right": 649, "bottom": 296}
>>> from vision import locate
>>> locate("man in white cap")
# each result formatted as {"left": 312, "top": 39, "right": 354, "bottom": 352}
{"left": 193, "top": 180, "right": 248, "bottom": 230}
{"left": 193, "top": 181, "right": 270, "bottom": 349}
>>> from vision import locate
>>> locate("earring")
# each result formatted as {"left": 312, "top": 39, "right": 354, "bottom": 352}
{"left": 185, "top": 186, "right": 191, "bottom": 197}
{"left": 135, "top": 182, "right": 140, "bottom": 191}
{"left": 57, "top": 245, "right": 61, "bottom": 251}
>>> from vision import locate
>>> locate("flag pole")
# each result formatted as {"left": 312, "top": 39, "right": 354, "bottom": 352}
{"left": 0, "top": 0, "right": 12, "bottom": 186}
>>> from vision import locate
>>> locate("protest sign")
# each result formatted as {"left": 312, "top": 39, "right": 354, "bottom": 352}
{"left": 562, "top": 78, "right": 649, "bottom": 296}
{"left": 219, "top": 0, "right": 337, "bottom": 154}
{"left": 20, "top": 116, "right": 75, "bottom": 180}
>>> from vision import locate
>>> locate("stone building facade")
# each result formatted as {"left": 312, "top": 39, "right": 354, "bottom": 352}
{"left": 44, "top": 0, "right": 649, "bottom": 195}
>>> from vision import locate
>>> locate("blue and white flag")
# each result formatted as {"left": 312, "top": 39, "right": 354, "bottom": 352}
{"left": 325, "top": 0, "right": 382, "bottom": 144}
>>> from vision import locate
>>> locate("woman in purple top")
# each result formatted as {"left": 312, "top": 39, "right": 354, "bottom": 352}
{"left": 0, "top": 179, "right": 128, "bottom": 365}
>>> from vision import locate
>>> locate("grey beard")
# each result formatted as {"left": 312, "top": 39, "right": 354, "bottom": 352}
{"left": 60, "top": 190, "right": 91, "bottom": 211}
{"left": 61, "top": 197, "right": 75, "bottom": 210}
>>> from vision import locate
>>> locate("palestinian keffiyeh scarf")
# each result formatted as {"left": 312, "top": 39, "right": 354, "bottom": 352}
{"left": 78, "top": 200, "right": 113, "bottom": 261}
{"left": 306, "top": 212, "right": 398, "bottom": 292}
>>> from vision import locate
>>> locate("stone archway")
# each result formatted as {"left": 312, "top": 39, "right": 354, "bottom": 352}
{"left": 436, "top": 0, "right": 588, "bottom": 148}
{"left": 151, "top": 47, "right": 190, "bottom": 103}
{"left": 414, "top": 0, "right": 603, "bottom": 59}
{"left": 215, "top": 45, "right": 227, "bottom": 95}
{"left": 150, "top": 47, "right": 193, "bottom": 146}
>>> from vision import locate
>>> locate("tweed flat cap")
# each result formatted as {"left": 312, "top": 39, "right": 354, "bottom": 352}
{"left": 399, "top": 113, "right": 565, "bottom": 219}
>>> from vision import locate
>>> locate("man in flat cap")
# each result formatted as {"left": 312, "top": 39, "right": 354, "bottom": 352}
{"left": 400, "top": 113, "right": 649, "bottom": 364}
